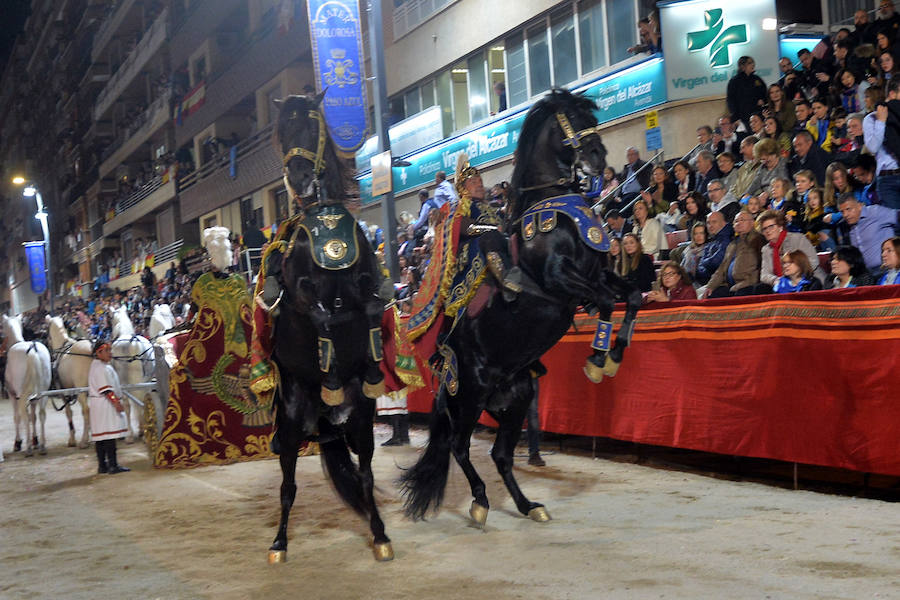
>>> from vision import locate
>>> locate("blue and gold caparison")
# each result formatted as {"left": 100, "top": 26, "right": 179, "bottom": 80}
{"left": 520, "top": 194, "right": 610, "bottom": 252}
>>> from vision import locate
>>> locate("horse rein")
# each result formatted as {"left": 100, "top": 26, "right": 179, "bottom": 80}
{"left": 518, "top": 112, "right": 602, "bottom": 193}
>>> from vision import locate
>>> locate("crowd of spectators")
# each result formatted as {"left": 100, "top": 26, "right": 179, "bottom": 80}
{"left": 596, "top": 5, "right": 900, "bottom": 302}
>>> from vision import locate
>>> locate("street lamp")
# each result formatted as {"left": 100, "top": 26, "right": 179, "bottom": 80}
{"left": 10, "top": 177, "right": 53, "bottom": 313}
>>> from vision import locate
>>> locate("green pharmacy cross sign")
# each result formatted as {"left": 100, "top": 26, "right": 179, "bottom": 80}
{"left": 687, "top": 8, "right": 747, "bottom": 68}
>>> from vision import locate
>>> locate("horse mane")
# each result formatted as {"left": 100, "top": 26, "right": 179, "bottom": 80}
{"left": 508, "top": 88, "right": 599, "bottom": 222}
{"left": 273, "top": 94, "right": 352, "bottom": 204}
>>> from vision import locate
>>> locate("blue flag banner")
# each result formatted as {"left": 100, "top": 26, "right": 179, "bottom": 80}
{"left": 24, "top": 241, "right": 46, "bottom": 294}
{"left": 307, "top": 0, "right": 369, "bottom": 153}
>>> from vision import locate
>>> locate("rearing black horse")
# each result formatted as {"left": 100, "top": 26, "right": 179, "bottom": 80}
{"left": 399, "top": 89, "right": 642, "bottom": 525}
{"left": 265, "top": 93, "right": 392, "bottom": 561}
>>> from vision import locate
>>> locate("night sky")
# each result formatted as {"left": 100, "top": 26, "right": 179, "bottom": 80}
{"left": 0, "top": 0, "right": 32, "bottom": 73}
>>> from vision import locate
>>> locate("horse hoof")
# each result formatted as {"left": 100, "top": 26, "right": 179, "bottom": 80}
{"left": 39, "top": 446, "right": 47, "bottom": 456}
{"left": 67, "top": 439, "right": 76, "bottom": 448}
{"left": 267, "top": 550, "right": 286, "bottom": 564}
{"left": 78, "top": 442, "right": 90, "bottom": 449}
{"left": 125, "top": 437, "right": 136, "bottom": 445}
{"left": 25, "top": 449, "right": 34, "bottom": 457}
{"left": 601, "top": 356, "right": 621, "bottom": 377}
{"left": 373, "top": 542, "right": 394, "bottom": 562}
{"left": 528, "top": 506, "right": 551, "bottom": 522}
{"left": 469, "top": 501, "right": 488, "bottom": 528}
{"left": 583, "top": 360, "right": 604, "bottom": 383}
{"left": 13, "top": 440, "right": 22, "bottom": 452}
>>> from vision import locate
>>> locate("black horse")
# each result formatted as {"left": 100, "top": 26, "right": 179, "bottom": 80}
{"left": 399, "top": 89, "right": 642, "bottom": 525}
{"left": 266, "top": 93, "right": 392, "bottom": 561}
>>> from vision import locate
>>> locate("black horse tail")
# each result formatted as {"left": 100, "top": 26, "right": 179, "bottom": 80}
{"left": 320, "top": 436, "right": 368, "bottom": 517}
{"left": 398, "top": 407, "right": 452, "bottom": 520}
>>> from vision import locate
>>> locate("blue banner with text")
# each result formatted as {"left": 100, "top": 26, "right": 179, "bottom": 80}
{"left": 307, "top": 0, "right": 369, "bottom": 153}
{"left": 24, "top": 241, "right": 46, "bottom": 294}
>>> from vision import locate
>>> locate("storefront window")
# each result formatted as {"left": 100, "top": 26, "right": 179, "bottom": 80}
{"left": 505, "top": 32, "right": 528, "bottom": 107}
{"left": 578, "top": 0, "right": 607, "bottom": 75}
{"left": 607, "top": 0, "right": 637, "bottom": 64}
{"left": 527, "top": 23, "right": 551, "bottom": 96}
{"left": 468, "top": 52, "right": 489, "bottom": 124}
{"left": 551, "top": 6, "right": 577, "bottom": 86}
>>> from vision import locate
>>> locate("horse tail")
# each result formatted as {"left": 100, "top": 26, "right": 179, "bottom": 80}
{"left": 21, "top": 343, "right": 40, "bottom": 402}
{"left": 319, "top": 430, "right": 368, "bottom": 518}
{"left": 398, "top": 406, "right": 452, "bottom": 521}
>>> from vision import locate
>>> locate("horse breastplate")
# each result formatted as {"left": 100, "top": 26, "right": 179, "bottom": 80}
{"left": 296, "top": 204, "right": 361, "bottom": 270}
{"left": 521, "top": 194, "right": 610, "bottom": 252}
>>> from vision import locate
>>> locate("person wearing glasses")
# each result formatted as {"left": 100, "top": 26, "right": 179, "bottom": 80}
{"left": 704, "top": 210, "right": 765, "bottom": 298}
{"left": 706, "top": 179, "right": 740, "bottom": 222}
{"left": 757, "top": 209, "right": 824, "bottom": 293}
{"left": 774, "top": 250, "right": 824, "bottom": 293}
{"left": 645, "top": 262, "right": 696, "bottom": 303}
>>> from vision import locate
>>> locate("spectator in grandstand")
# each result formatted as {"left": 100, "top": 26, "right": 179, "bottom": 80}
{"left": 727, "top": 56, "right": 767, "bottom": 129}
{"left": 824, "top": 162, "right": 858, "bottom": 220}
{"left": 746, "top": 137, "right": 789, "bottom": 201}
{"left": 828, "top": 245, "right": 874, "bottom": 287}
{"left": 797, "top": 48, "right": 834, "bottom": 100}
{"left": 645, "top": 262, "right": 697, "bottom": 303}
{"left": 758, "top": 209, "right": 824, "bottom": 292}
{"left": 802, "top": 188, "right": 838, "bottom": 252}
{"left": 792, "top": 169, "right": 817, "bottom": 205}
{"left": 714, "top": 115, "right": 746, "bottom": 155}
{"left": 687, "top": 126, "right": 715, "bottom": 167}
{"left": 778, "top": 57, "right": 802, "bottom": 103}
{"left": 864, "top": 84, "right": 885, "bottom": 113}
{"left": 877, "top": 237, "right": 900, "bottom": 283}
{"left": 877, "top": 0, "right": 900, "bottom": 34}
{"left": 694, "top": 151, "right": 721, "bottom": 198}
{"left": 747, "top": 113, "right": 765, "bottom": 139}
{"left": 640, "top": 165, "right": 677, "bottom": 217}
{"left": 836, "top": 68, "right": 867, "bottom": 114}
{"left": 695, "top": 211, "right": 733, "bottom": 285}
{"left": 600, "top": 166, "right": 619, "bottom": 199}
{"left": 834, "top": 112, "right": 867, "bottom": 166}
{"left": 806, "top": 98, "right": 836, "bottom": 152}
{"left": 768, "top": 177, "right": 804, "bottom": 233}
{"left": 789, "top": 130, "right": 829, "bottom": 185}
{"left": 619, "top": 147, "right": 652, "bottom": 206}
{"left": 775, "top": 250, "right": 824, "bottom": 293}
{"left": 705, "top": 209, "right": 764, "bottom": 297}
{"left": 677, "top": 192, "right": 708, "bottom": 232}
{"left": 716, "top": 152, "right": 739, "bottom": 192}
{"left": 747, "top": 195, "right": 766, "bottom": 220}
{"left": 672, "top": 160, "right": 696, "bottom": 202}
{"left": 793, "top": 99, "right": 812, "bottom": 136}
{"left": 411, "top": 188, "right": 439, "bottom": 238}
{"left": 631, "top": 199, "right": 665, "bottom": 259}
{"left": 763, "top": 116, "right": 792, "bottom": 158}
{"left": 618, "top": 233, "right": 655, "bottom": 293}
{"left": 837, "top": 193, "right": 900, "bottom": 271}
{"left": 873, "top": 50, "right": 900, "bottom": 97}
{"left": 607, "top": 236, "right": 622, "bottom": 272}
{"left": 852, "top": 8, "right": 877, "bottom": 46}
{"left": 679, "top": 222, "right": 708, "bottom": 283}
{"left": 863, "top": 80, "right": 900, "bottom": 209}
{"left": 706, "top": 179, "right": 740, "bottom": 222}
{"left": 852, "top": 153, "right": 879, "bottom": 205}
{"left": 605, "top": 209, "right": 629, "bottom": 240}
{"left": 730, "top": 135, "right": 761, "bottom": 199}
{"left": 765, "top": 84, "right": 797, "bottom": 133}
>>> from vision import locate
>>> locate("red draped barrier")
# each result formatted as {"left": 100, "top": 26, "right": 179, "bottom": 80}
{"left": 401, "top": 287, "right": 900, "bottom": 477}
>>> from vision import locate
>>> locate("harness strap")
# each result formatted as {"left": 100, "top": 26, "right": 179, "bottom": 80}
{"left": 283, "top": 109, "right": 327, "bottom": 176}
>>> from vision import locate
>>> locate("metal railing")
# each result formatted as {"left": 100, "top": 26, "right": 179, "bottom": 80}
{"left": 177, "top": 123, "right": 275, "bottom": 192}
{"left": 153, "top": 239, "right": 185, "bottom": 266}
{"left": 113, "top": 174, "right": 166, "bottom": 215}
{"left": 92, "top": 0, "right": 137, "bottom": 62}
{"left": 100, "top": 89, "right": 172, "bottom": 164}
{"left": 591, "top": 150, "right": 666, "bottom": 214}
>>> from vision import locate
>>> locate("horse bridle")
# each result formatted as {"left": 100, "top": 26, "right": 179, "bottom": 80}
{"left": 518, "top": 112, "right": 603, "bottom": 193}
{"left": 282, "top": 108, "right": 327, "bottom": 181}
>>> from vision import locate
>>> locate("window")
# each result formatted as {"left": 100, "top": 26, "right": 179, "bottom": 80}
{"left": 467, "top": 52, "right": 489, "bottom": 123}
{"left": 436, "top": 70, "right": 454, "bottom": 134}
{"left": 273, "top": 189, "right": 289, "bottom": 225}
{"left": 451, "top": 62, "right": 470, "bottom": 130}
{"left": 551, "top": 7, "right": 577, "bottom": 86}
{"left": 505, "top": 32, "right": 528, "bottom": 107}
{"left": 607, "top": 0, "right": 636, "bottom": 64}
{"left": 527, "top": 23, "right": 551, "bottom": 96}
{"left": 578, "top": 0, "right": 606, "bottom": 75}
{"left": 404, "top": 87, "right": 420, "bottom": 117}
{"left": 420, "top": 80, "right": 435, "bottom": 109}
{"left": 488, "top": 46, "right": 506, "bottom": 114}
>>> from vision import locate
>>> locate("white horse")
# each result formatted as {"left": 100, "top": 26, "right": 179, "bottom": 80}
{"left": 148, "top": 303, "right": 176, "bottom": 340}
{"left": 45, "top": 315, "right": 93, "bottom": 448}
{"left": 111, "top": 305, "right": 155, "bottom": 442}
{"left": 2, "top": 314, "right": 52, "bottom": 456}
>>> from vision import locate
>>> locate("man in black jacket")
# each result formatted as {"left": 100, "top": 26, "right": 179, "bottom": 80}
{"left": 619, "top": 146, "right": 652, "bottom": 207}
{"left": 726, "top": 56, "right": 767, "bottom": 128}
{"left": 789, "top": 130, "right": 829, "bottom": 184}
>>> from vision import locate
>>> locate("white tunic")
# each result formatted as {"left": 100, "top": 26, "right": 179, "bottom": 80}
{"left": 89, "top": 359, "right": 127, "bottom": 441}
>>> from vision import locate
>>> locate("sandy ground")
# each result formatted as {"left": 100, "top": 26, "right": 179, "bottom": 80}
{"left": 1, "top": 396, "right": 898, "bottom": 600}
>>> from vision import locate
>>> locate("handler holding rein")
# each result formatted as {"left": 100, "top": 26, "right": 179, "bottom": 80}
{"left": 89, "top": 339, "right": 130, "bottom": 474}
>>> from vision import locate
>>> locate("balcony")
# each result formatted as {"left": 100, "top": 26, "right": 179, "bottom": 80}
{"left": 174, "top": 11, "right": 311, "bottom": 147}
{"left": 94, "top": 8, "right": 168, "bottom": 121}
{"left": 87, "top": 235, "right": 118, "bottom": 258}
{"left": 91, "top": 0, "right": 139, "bottom": 63}
{"left": 392, "top": 0, "right": 458, "bottom": 40}
{"left": 179, "top": 124, "right": 281, "bottom": 223}
{"left": 99, "top": 90, "right": 172, "bottom": 179}
{"left": 103, "top": 173, "right": 177, "bottom": 237}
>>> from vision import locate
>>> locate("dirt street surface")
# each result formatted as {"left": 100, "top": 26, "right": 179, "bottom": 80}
{"left": 1, "top": 396, "right": 898, "bottom": 600}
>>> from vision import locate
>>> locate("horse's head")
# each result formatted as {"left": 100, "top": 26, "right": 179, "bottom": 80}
{"left": 45, "top": 315, "right": 67, "bottom": 348}
{"left": 274, "top": 92, "right": 347, "bottom": 209}
{"left": 2, "top": 314, "right": 23, "bottom": 344}
{"left": 509, "top": 89, "right": 607, "bottom": 218}
{"left": 111, "top": 305, "right": 133, "bottom": 339}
